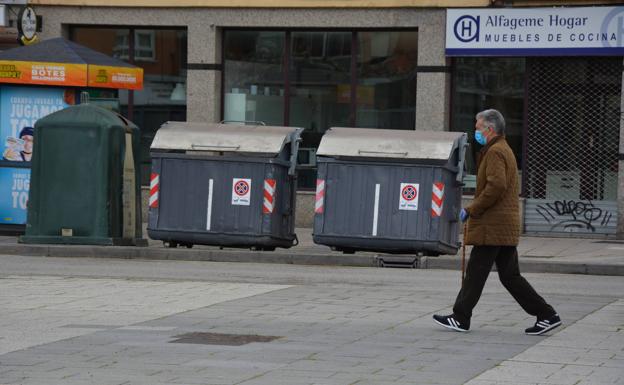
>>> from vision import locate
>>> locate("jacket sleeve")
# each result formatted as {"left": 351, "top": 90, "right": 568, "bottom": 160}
{"left": 467, "top": 150, "right": 507, "bottom": 218}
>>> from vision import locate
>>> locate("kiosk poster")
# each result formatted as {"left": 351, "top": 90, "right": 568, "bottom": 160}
{"left": 0, "top": 167, "right": 29, "bottom": 224}
{"left": 0, "top": 85, "right": 71, "bottom": 224}
{"left": 1, "top": 86, "right": 71, "bottom": 162}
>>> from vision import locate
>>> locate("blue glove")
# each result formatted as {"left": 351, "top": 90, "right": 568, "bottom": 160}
{"left": 460, "top": 208, "right": 469, "bottom": 222}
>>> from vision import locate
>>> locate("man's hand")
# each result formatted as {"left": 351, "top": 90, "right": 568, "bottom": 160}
{"left": 460, "top": 208, "right": 469, "bottom": 222}
{"left": 3, "top": 148, "right": 21, "bottom": 161}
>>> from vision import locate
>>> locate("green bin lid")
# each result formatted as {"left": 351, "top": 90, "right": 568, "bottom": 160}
{"left": 35, "top": 104, "right": 137, "bottom": 130}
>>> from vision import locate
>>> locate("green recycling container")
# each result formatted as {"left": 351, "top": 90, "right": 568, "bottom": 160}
{"left": 21, "top": 104, "right": 146, "bottom": 246}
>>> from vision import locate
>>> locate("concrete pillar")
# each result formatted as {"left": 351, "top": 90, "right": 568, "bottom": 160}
{"left": 187, "top": 24, "right": 221, "bottom": 123}
{"left": 415, "top": 11, "right": 450, "bottom": 132}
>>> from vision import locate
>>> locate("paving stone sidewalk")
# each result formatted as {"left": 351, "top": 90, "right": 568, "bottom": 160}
{"left": 0, "top": 258, "right": 622, "bottom": 385}
{"left": 466, "top": 299, "right": 624, "bottom": 385}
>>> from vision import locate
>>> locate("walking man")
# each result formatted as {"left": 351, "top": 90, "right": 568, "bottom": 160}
{"left": 433, "top": 109, "right": 561, "bottom": 336}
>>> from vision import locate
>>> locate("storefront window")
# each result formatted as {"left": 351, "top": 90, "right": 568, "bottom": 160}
{"left": 289, "top": 31, "right": 352, "bottom": 188}
{"left": 223, "top": 29, "right": 418, "bottom": 189}
{"left": 223, "top": 31, "right": 285, "bottom": 125}
{"left": 357, "top": 31, "right": 418, "bottom": 129}
{"left": 71, "top": 27, "right": 187, "bottom": 185}
{"left": 451, "top": 57, "right": 525, "bottom": 192}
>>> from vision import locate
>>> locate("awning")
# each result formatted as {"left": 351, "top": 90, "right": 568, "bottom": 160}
{"left": 0, "top": 38, "right": 143, "bottom": 90}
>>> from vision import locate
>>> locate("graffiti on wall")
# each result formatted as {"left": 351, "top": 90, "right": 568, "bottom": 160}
{"left": 536, "top": 199, "right": 613, "bottom": 232}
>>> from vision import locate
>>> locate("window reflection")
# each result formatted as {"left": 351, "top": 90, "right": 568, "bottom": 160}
{"left": 71, "top": 27, "right": 187, "bottom": 185}
{"left": 451, "top": 57, "right": 525, "bottom": 193}
{"left": 222, "top": 29, "right": 418, "bottom": 189}
{"left": 223, "top": 31, "right": 285, "bottom": 125}
{"left": 356, "top": 31, "right": 418, "bottom": 129}
{"left": 289, "top": 31, "right": 352, "bottom": 188}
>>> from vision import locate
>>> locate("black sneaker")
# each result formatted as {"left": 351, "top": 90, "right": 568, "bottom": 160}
{"left": 525, "top": 314, "right": 562, "bottom": 335}
{"left": 433, "top": 314, "right": 469, "bottom": 332}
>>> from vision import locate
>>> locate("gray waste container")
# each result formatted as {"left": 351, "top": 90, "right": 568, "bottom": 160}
{"left": 313, "top": 127, "right": 467, "bottom": 256}
{"left": 147, "top": 122, "right": 303, "bottom": 250}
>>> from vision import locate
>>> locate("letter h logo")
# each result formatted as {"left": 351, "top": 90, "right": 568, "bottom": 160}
{"left": 454, "top": 15, "right": 480, "bottom": 43}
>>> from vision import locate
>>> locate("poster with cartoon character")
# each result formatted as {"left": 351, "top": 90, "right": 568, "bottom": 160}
{"left": 1, "top": 85, "right": 72, "bottom": 162}
{"left": 0, "top": 85, "right": 72, "bottom": 224}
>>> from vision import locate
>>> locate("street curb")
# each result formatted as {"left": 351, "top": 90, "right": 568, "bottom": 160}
{"left": 0, "top": 244, "right": 622, "bottom": 276}
{"left": 0, "top": 244, "right": 376, "bottom": 267}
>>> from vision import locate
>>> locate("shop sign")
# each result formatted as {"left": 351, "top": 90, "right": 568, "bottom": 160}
{"left": 17, "top": 6, "right": 38, "bottom": 45}
{"left": 0, "top": 61, "right": 143, "bottom": 90}
{"left": 88, "top": 65, "right": 143, "bottom": 90}
{"left": 446, "top": 6, "right": 624, "bottom": 56}
{"left": 0, "top": 60, "right": 87, "bottom": 87}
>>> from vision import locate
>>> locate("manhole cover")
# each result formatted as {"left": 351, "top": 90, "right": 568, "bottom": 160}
{"left": 170, "top": 332, "right": 281, "bottom": 346}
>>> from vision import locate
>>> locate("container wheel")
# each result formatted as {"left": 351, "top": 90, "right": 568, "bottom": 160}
{"left": 165, "top": 241, "right": 178, "bottom": 248}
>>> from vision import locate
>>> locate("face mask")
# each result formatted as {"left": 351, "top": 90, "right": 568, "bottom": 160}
{"left": 475, "top": 130, "right": 487, "bottom": 146}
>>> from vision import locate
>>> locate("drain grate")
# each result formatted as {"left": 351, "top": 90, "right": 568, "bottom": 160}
{"left": 169, "top": 332, "right": 282, "bottom": 346}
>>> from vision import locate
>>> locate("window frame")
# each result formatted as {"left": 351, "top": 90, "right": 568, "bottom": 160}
{"left": 113, "top": 30, "right": 156, "bottom": 62}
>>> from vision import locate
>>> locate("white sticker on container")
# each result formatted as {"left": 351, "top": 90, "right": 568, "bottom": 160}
{"left": 232, "top": 178, "right": 252, "bottom": 206}
{"left": 399, "top": 183, "right": 419, "bottom": 211}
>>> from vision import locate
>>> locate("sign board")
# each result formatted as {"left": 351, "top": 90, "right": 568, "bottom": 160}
{"left": 0, "top": 60, "right": 143, "bottom": 90}
{"left": 446, "top": 6, "right": 624, "bottom": 56}
{"left": 17, "top": 6, "right": 37, "bottom": 45}
{"left": 231, "top": 178, "right": 251, "bottom": 206}
{"left": 87, "top": 65, "right": 143, "bottom": 90}
{"left": 399, "top": 182, "right": 419, "bottom": 211}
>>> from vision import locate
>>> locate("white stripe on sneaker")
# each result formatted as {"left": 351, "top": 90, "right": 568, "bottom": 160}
{"left": 528, "top": 320, "right": 562, "bottom": 335}
{"left": 433, "top": 315, "right": 469, "bottom": 333}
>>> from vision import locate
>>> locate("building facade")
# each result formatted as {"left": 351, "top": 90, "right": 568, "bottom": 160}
{"left": 8, "top": 0, "right": 624, "bottom": 237}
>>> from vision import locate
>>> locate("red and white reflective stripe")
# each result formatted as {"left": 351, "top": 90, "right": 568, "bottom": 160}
{"left": 431, "top": 182, "right": 445, "bottom": 217}
{"left": 315, "top": 179, "right": 325, "bottom": 214}
{"left": 263, "top": 179, "right": 276, "bottom": 214}
{"left": 149, "top": 173, "right": 159, "bottom": 208}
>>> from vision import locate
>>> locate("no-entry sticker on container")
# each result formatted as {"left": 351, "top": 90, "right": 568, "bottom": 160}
{"left": 232, "top": 178, "right": 251, "bottom": 206}
{"left": 399, "top": 183, "right": 419, "bottom": 211}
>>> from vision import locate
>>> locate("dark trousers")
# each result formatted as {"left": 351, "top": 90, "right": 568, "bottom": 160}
{"left": 453, "top": 245, "right": 555, "bottom": 324}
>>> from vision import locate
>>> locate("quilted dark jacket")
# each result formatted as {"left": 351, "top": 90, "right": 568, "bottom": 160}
{"left": 465, "top": 135, "right": 520, "bottom": 246}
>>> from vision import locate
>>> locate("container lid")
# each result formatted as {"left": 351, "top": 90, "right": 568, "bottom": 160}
{"left": 151, "top": 122, "right": 302, "bottom": 155}
{"left": 317, "top": 127, "right": 465, "bottom": 160}
{"left": 35, "top": 104, "right": 137, "bottom": 131}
